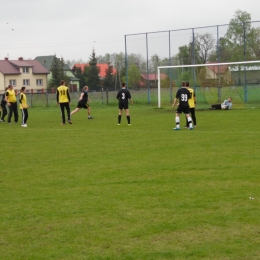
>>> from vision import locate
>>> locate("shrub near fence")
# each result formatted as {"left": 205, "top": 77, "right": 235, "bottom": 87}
{"left": 13, "top": 86, "right": 260, "bottom": 109}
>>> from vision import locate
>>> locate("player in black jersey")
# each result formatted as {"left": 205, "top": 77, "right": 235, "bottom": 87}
{"left": 71, "top": 86, "right": 93, "bottom": 119}
{"left": 116, "top": 82, "right": 133, "bottom": 125}
{"left": 0, "top": 87, "right": 8, "bottom": 122}
{"left": 172, "top": 81, "right": 193, "bottom": 130}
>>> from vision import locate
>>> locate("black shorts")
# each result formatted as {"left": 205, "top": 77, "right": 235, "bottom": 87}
{"left": 77, "top": 101, "right": 89, "bottom": 109}
{"left": 176, "top": 105, "right": 190, "bottom": 114}
{"left": 119, "top": 102, "right": 129, "bottom": 110}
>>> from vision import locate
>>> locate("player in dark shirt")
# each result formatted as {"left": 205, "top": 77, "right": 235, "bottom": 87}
{"left": 0, "top": 88, "right": 8, "bottom": 122}
{"left": 116, "top": 82, "right": 133, "bottom": 125}
{"left": 71, "top": 86, "right": 93, "bottom": 119}
{"left": 172, "top": 81, "right": 193, "bottom": 130}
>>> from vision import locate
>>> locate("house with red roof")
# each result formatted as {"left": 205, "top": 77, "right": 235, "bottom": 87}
{"left": 0, "top": 57, "right": 49, "bottom": 92}
{"left": 198, "top": 62, "right": 232, "bottom": 87}
{"left": 72, "top": 63, "right": 117, "bottom": 79}
{"left": 35, "top": 55, "right": 80, "bottom": 91}
{"left": 140, "top": 73, "right": 169, "bottom": 87}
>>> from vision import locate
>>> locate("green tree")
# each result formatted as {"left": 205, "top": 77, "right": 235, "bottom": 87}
{"left": 103, "top": 63, "right": 115, "bottom": 90}
{"left": 120, "top": 66, "right": 126, "bottom": 83}
{"left": 127, "top": 53, "right": 144, "bottom": 67}
{"left": 49, "top": 56, "right": 70, "bottom": 88}
{"left": 60, "top": 58, "right": 71, "bottom": 86}
{"left": 226, "top": 10, "right": 251, "bottom": 45}
{"left": 150, "top": 54, "right": 159, "bottom": 73}
{"left": 225, "top": 9, "right": 252, "bottom": 61}
{"left": 86, "top": 49, "right": 100, "bottom": 91}
{"left": 177, "top": 44, "right": 192, "bottom": 65}
{"left": 49, "top": 55, "right": 62, "bottom": 88}
{"left": 113, "top": 52, "right": 125, "bottom": 89}
{"left": 74, "top": 67, "right": 86, "bottom": 90}
{"left": 128, "top": 64, "right": 141, "bottom": 89}
{"left": 209, "top": 37, "right": 233, "bottom": 62}
{"left": 82, "top": 66, "right": 91, "bottom": 87}
{"left": 247, "top": 27, "right": 260, "bottom": 60}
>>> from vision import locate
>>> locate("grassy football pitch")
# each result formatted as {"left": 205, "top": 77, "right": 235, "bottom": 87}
{"left": 0, "top": 105, "right": 260, "bottom": 260}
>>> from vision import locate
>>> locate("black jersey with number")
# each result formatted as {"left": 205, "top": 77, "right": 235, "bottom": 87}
{"left": 175, "top": 87, "right": 191, "bottom": 106}
{"left": 116, "top": 89, "right": 132, "bottom": 104}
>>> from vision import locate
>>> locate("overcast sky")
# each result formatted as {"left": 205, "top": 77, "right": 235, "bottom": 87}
{"left": 0, "top": 0, "right": 259, "bottom": 62}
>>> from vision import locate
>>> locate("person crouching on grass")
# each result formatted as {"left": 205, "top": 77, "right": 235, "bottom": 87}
{"left": 70, "top": 86, "right": 93, "bottom": 119}
{"left": 19, "top": 87, "right": 29, "bottom": 127}
{"left": 210, "top": 97, "right": 232, "bottom": 110}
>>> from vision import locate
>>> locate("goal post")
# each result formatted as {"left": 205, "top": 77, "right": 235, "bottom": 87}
{"left": 157, "top": 60, "right": 260, "bottom": 108}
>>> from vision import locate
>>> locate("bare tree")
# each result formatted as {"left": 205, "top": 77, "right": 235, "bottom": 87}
{"left": 195, "top": 33, "right": 215, "bottom": 64}
{"left": 127, "top": 53, "right": 144, "bottom": 67}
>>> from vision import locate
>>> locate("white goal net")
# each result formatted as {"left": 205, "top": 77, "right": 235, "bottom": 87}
{"left": 157, "top": 60, "right": 260, "bottom": 108}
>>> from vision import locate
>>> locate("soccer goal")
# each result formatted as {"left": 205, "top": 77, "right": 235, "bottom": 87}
{"left": 157, "top": 60, "right": 260, "bottom": 108}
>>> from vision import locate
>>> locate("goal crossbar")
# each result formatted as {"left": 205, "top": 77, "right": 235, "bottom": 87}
{"left": 157, "top": 60, "right": 260, "bottom": 108}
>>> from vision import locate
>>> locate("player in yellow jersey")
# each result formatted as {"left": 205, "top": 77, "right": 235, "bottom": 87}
{"left": 56, "top": 80, "right": 72, "bottom": 125}
{"left": 19, "top": 86, "right": 29, "bottom": 127}
{"left": 185, "top": 81, "right": 197, "bottom": 128}
{"left": 5, "top": 84, "right": 18, "bottom": 124}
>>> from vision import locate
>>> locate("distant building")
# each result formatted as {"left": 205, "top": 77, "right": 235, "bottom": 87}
{"left": 35, "top": 55, "right": 79, "bottom": 91}
{"left": 0, "top": 57, "right": 49, "bottom": 92}
{"left": 72, "top": 63, "right": 117, "bottom": 79}
{"left": 140, "top": 73, "right": 168, "bottom": 87}
{"left": 198, "top": 63, "right": 232, "bottom": 87}
{"left": 229, "top": 66, "right": 260, "bottom": 84}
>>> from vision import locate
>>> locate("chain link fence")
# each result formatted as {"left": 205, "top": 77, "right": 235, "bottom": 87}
{"left": 125, "top": 21, "right": 260, "bottom": 105}
{"left": 12, "top": 87, "right": 259, "bottom": 109}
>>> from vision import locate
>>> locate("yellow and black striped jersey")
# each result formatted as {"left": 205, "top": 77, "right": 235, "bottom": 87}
{"left": 56, "top": 86, "right": 71, "bottom": 103}
{"left": 187, "top": 87, "right": 196, "bottom": 108}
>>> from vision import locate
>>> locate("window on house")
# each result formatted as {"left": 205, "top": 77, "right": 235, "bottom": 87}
{"left": 23, "top": 79, "right": 30, "bottom": 86}
{"left": 36, "top": 79, "right": 43, "bottom": 86}
{"left": 23, "top": 67, "right": 29, "bottom": 73}
{"left": 9, "top": 80, "right": 16, "bottom": 86}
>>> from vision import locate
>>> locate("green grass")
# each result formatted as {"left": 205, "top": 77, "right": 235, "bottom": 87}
{"left": 1, "top": 105, "right": 260, "bottom": 260}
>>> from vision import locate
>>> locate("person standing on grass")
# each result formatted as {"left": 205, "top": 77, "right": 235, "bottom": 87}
{"left": 116, "top": 82, "right": 133, "bottom": 126}
{"left": 70, "top": 86, "right": 93, "bottom": 119}
{"left": 56, "top": 80, "right": 72, "bottom": 125}
{"left": 19, "top": 86, "right": 29, "bottom": 127}
{"left": 185, "top": 81, "right": 197, "bottom": 128}
{"left": 172, "top": 81, "right": 193, "bottom": 130}
{"left": 5, "top": 84, "right": 18, "bottom": 124}
{"left": 0, "top": 87, "right": 8, "bottom": 122}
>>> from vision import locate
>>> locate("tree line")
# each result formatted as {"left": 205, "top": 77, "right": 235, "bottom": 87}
{"left": 50, "top": 10, "right": 260, "bottom": 90}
